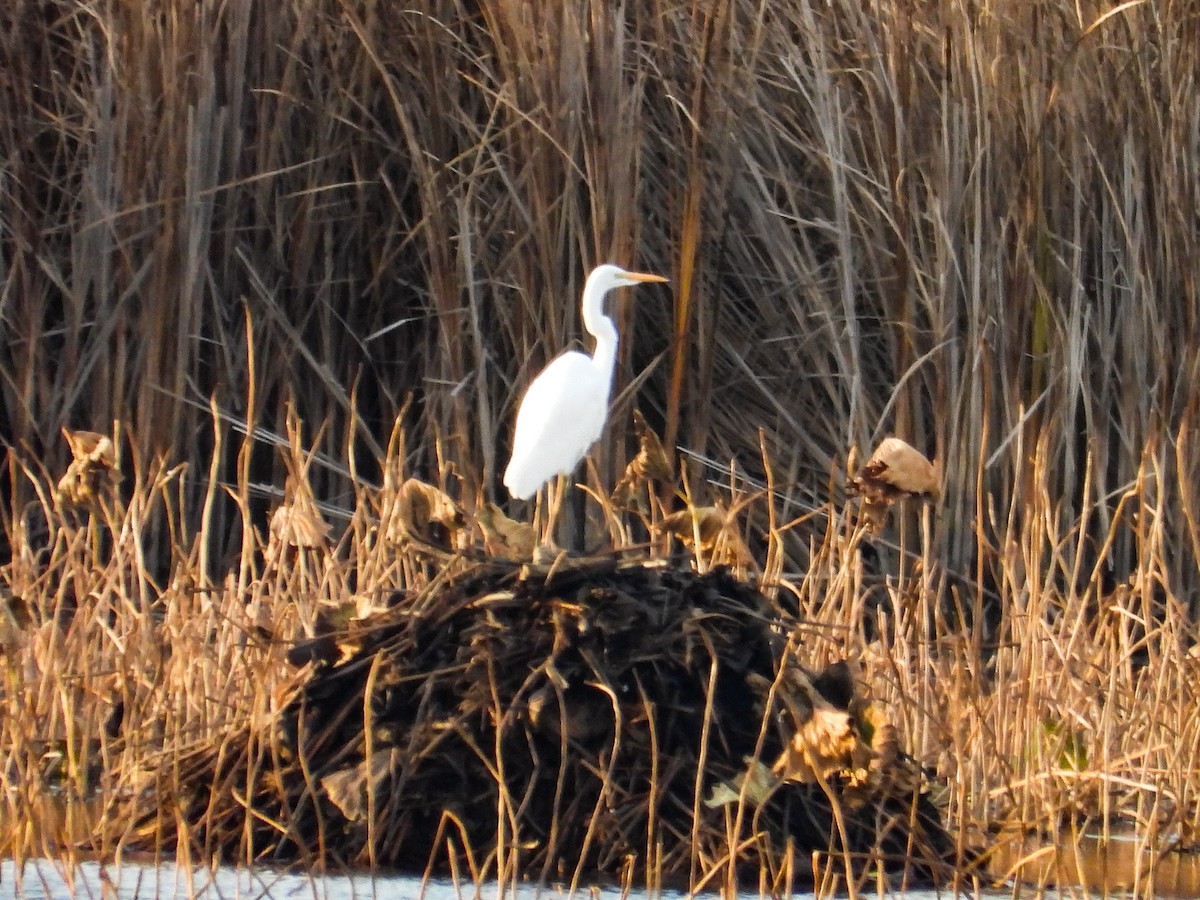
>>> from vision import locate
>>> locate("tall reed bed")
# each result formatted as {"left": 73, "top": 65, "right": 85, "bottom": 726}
{"left": 3, "top": 0, "right": 1197, "bottom": 580}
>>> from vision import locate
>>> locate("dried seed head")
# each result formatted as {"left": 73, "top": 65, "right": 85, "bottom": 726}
{"left": 56, "top": 427, "right": 121, "bottom": 510}
{"left": 269, "top": 501, "right": 332, "bottom": 550}
{"left": 612, "top": 409, "right": 673, "bottom": 509}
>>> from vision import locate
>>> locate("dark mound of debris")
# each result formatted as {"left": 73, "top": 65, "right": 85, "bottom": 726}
{"left": 129, "top": 557, "right": 953, "bottom": 888}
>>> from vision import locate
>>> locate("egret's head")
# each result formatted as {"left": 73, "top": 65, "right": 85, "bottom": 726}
{"left": 591, "top": 263, "right": 669, "bottom": 290}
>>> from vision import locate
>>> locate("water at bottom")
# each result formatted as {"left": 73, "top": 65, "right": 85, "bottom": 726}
{"left": 0, "top": 858, "right": 1003, "bottom": 900}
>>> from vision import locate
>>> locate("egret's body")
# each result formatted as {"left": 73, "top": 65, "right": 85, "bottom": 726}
{"left": 504, "top": 264, "right": 667, "bottom": 501}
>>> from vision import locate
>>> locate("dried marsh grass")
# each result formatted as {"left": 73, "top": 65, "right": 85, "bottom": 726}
{"left": 2, "top": 416, "right": 962, "bottom": 893}
{"left": 1, "top": 410, "right": 1198, "bottom": 893}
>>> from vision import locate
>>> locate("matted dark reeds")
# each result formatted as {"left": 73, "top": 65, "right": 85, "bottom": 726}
{"left": 115, "top": 552, "right": 952, "bottom": 890}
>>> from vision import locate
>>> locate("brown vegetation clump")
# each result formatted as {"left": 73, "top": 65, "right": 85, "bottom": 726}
{"left": 119, "top": 555, "right": 952, "bottom": 888}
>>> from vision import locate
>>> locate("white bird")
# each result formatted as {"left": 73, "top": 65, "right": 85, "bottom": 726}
{"left": 504, "top": 264, "right": 668, "bottom": 500}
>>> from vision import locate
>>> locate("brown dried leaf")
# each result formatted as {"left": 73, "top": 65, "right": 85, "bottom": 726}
{"left": 477, "top": 502, "right": 537, "bottom": 559}
{"left": 56, "top": 428, "right": 121, "bottom": 509}
{"left": 758, "top": 662, "right": 868, "bottom": 785}
{"left": 321, "top": 749, "right": 397, "bottom": 822}
{"left": 612, "top": 409, "right": 673, "bottom": 508}
{"left": 847, "top": 437, "right": 938, "bottom": 532}
{"left": 704, "top": 756, "right": 780, "bottom": 808}
{"left": 773, "top": 705, "right": 858, "bottom": 784}
{"left": 658, "top": 503, "right": 753, "bottom": 566}
{"left": 392, "top": 478, "right": 464, "bottom": 547}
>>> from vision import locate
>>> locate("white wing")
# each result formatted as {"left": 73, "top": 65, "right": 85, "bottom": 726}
{"left": 503, "top": 351, "right": 611, "bottom": 499}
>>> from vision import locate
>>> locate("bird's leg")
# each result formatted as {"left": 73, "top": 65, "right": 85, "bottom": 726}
{"left": 532, "top": 483, "right": 551, "bottom": 547}
{"left": 526, "top": 477, "right": 566, "bottom": 566}
{"left": 530, "top": 479, "right": 557, "bottom": 548}
{"left": 531, "top": 484, "right": 545, "bottom": 540}
{"left": 545, "top": 474, "right": 567, "bottom": 547}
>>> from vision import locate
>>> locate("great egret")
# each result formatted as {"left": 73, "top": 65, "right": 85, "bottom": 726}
{"left": 503, "top": 264, "right": 669, "bottom": 501}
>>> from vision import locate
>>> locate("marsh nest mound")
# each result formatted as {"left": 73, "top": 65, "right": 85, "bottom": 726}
{"left": 128, "top": 557, "right": 953, "bottom": 887}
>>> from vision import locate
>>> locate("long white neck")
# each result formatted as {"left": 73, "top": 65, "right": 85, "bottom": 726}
{"left": 581, "top": 271, "right": 619, "bottom": 387}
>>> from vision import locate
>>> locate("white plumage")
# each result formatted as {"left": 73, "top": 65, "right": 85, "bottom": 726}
{"left": 503, "top": 264, "right": 668, "bottom": 500}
